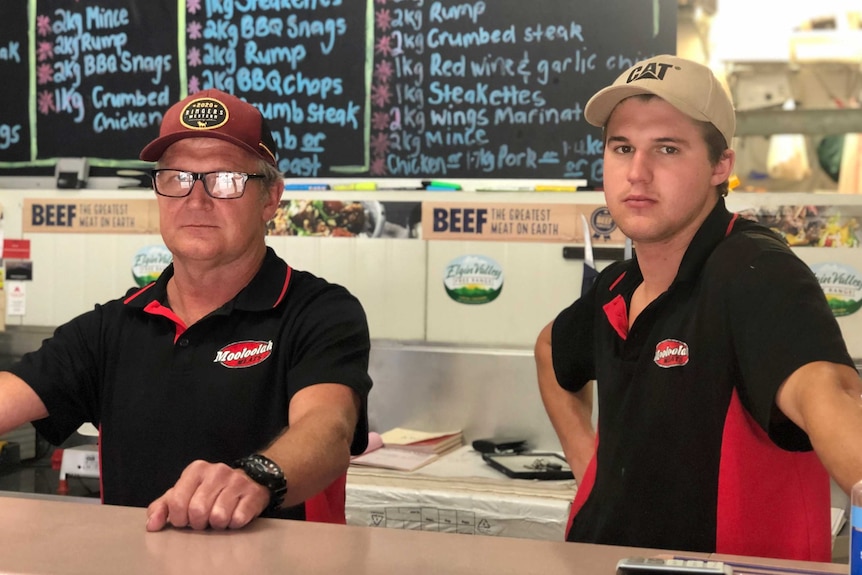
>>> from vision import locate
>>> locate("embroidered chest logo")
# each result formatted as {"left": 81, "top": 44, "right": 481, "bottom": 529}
{"left": 214, "top": 340, "right": 273, "bottom": 368}
{"left": 654, "top": 339, "right": 689, "bottom": 368}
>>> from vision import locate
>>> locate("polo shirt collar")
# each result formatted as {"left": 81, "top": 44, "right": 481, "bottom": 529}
{"left": 609, "top": 197, "right": 733, "bottom": 297}
{"left": 234, "top": 247, "right": 291, "bottom": 311}
{"left": 124, "top": 247, "right": 290, "bottom": 312}
{"left": 674, "top": 197, "right": 734, "bottom": 285}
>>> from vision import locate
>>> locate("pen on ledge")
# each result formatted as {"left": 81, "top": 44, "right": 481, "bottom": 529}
{"left": 422, "top": 180, "right": 462, "bottom": 190}
{"left": 534, "top": 185, "right": 578, "bottom": 192}
{"left": 331, "top": 182, "right": 377, "bottom": 191}
{"left": 284, "top": 183, "right": 330, "bottom": 191}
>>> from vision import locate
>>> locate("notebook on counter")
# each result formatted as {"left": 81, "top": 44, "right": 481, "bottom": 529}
{"left": 350, "top": 447, "right": 440, "bottom": 472}
{"left": 349, "top": 428, "right": 464, "bottom": 472}
{"left": 379, "top": 428, "right": 463, "bottom": 455}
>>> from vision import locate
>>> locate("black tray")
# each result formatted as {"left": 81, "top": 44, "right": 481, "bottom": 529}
{"left": 482, "top": 452, "right": 573, "bottom": 480}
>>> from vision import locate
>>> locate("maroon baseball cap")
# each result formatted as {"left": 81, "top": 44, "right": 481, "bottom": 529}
{"left": 140, "top": 89, "right": 278, "bottom": 166}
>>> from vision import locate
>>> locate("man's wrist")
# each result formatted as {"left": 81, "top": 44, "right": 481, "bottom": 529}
{"left": 231, "top": 454, "right": 288, "bottom": 511}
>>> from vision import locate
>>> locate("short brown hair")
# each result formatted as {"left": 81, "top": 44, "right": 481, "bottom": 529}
{"left": 698, "top": 120, "right": 730, "bottom": 197}
{"left": 257, "top": 159, "right": 283, "bottom": 191}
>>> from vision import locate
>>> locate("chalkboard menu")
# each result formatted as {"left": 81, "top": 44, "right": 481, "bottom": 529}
{"left": 1, "top": 0, "right": 676, "bottom": 180}
{"left": 0, "top": 0, "right": 30, "bottom": 163}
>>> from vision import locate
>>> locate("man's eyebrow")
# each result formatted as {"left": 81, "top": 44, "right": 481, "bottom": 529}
{"left": 606, "top": 135, "right": 691, "bottom": 146}
{"left": 606, "top": 135, "right": 629, "bottom": 144}
{"left": 654, "top": 136, "right": 689, "bottom": 145}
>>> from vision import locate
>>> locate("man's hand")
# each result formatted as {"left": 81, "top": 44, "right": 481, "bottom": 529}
{"left": 145, "top": 460, "right": 270, "bottom": 531}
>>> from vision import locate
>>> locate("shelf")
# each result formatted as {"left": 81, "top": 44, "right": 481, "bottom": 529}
{"left": 790, "top": 30, "right": 862, "bottom": 62}
{"left": 735, "top": 108, "right": 862, "bottom": 136}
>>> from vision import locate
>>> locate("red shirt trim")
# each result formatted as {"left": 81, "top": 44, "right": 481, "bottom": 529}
{"left": 567, "top": 431, "right": 599, "bottom": 536}
{"left": 305, "top": 474, "right": 347, "bottom": 524}
{"left": 716, "top": 390, "right": 831, "bottom": 561}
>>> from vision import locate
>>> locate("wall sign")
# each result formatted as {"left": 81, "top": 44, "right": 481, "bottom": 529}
{"left": 131, "top": 244, "right": 172, "bottom": 286}
{"left": 422, "top": 202, "right": 628, "bottom": 244}
{"left": 737, "top": 205, "right": 862, "bottom": 247}
{"left": 443, "top": 254, "right": 503, "bottom": 305}
{"left": 811, "top": 262, "right": 862, "bottom": 317}
{"left": 22, "top": 199, "right": 159, "bottom": 234}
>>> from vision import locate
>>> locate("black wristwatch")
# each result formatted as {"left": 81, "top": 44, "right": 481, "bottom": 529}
{"left": 232, "top": 454, "right": 287, "bottom": 511}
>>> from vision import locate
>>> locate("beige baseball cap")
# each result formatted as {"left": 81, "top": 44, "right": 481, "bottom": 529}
{"left": 584, "top": 54, "right": 735, "bottom": 147}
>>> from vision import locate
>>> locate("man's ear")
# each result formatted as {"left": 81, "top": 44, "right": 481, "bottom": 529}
{"left": 262, "top": 182, "right": 282, "bottom": 221}
{"left": 711, "top": 148, "right": 735, "bottom": 187}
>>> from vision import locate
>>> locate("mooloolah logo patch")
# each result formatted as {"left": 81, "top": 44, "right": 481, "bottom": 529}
{"left": 180, "top": 97, "right": 229, "bottom": 130}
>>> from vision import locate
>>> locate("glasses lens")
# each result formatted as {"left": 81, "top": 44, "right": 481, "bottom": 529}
{"left": 205, "top": 172, "right": 246, "bottom": 199}
{"left": 154, "top": 170, "right": 194, "bottom": 197}
{"left": 153, "top": 171, "right": 253, "bottom": 198}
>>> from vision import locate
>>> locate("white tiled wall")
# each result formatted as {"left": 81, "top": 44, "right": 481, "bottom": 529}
{"left": 425, "top": 240, "right": 616, "bottom": 347}
{"left": 266, "top": 235, "right": 427, "bottom": 341}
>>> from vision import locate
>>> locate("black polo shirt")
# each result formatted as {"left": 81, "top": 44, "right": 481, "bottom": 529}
{"left": 551, "top": 198, "right": 854, "bottom": 560}
{"left": 10, "top": 247, "right": 371, "bottom": 520}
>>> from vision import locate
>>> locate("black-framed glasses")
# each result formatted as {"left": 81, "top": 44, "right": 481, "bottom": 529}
{"left": 151, "top": 169, "right": 265, "bottom": 199}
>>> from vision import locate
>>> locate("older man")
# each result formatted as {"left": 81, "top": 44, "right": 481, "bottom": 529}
{"left": 0, "top": 89, "right": 372, "bottom": 531}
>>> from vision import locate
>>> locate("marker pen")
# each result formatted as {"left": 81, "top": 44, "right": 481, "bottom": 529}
{"left": 284, "top": 183, "right": 331, "bottom": 191}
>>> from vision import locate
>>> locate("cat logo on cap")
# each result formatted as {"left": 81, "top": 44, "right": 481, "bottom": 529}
{"left": 180, "top": 97, "right": 229, "bottom": 130}
{"left": 626, "top": 62, "right": 677, "bottom": 83}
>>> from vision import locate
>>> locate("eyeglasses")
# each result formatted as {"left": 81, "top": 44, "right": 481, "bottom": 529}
{"left": 151, "top": 169, "right": 265, "bottom": 199}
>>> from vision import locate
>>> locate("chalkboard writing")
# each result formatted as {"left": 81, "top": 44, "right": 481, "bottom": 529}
{"left": 0, "top": 0, "right": 30, "bottom": 163}
{"left": 368, "top": 0, "right": 675, "bottom": 181}
{"left": 32, "top": 1, "right": 179, "bottom": 161}
{"left": 186, "top": 0, "right": 369, "bottom": 177}
{"left": 1, "top": 0, "right": 675, "bottom": 181}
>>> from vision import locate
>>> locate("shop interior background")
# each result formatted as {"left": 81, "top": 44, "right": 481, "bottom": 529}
{"left": 680, "top": 0, "right": 862, "bottom": 193}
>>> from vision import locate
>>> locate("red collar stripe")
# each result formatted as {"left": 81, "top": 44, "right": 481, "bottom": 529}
{"left": 725, "top": 213, "right": 739, "bottom": 237}
{"left": 273, "top": 265, "right": 292, "bottom": 308}
{"left": 123, "top": 283, "right": 156, "bottom": 305}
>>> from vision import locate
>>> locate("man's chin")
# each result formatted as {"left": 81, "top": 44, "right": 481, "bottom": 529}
{"left": 167, "top": 242, "right": 222, "bottom": 263}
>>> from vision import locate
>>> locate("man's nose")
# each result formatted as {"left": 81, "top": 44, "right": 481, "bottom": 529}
{"left": 627, "top": 151, "right": 651, "bottom": 183}
{"left": 186, "top": 178, "right": 213, "bottom": 202}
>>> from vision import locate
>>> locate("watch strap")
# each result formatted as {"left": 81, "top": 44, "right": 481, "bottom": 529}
{"left": 232, "top": 454, "right": 287, "bottom": 511}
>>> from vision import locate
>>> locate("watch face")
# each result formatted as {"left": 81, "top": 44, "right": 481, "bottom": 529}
{"left": 247, "top": 458, "right": 270, "bottom": 475}
{"left": 236, "top": 454, "right": 287, "bottom": 506}
{"left": 249, "top": 455, "right": 283, "bottom": 478}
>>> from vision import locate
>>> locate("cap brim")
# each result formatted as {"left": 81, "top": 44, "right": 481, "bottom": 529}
{"left": 585, "top": 84, "right": 712, "bottom": 129}
{"left": 139, "top": 131, "right": 275, "bottom": 166}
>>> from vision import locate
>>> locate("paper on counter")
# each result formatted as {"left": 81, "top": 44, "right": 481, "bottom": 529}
{"left": 350, "top": 446, "right": 439, "bottom": 472}
{"left": 379, "top": 427, "right": 462, "bottom": 445}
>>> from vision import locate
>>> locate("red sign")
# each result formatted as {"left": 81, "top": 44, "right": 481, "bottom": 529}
{"left": 3, "top": 239, "right": 31, "bottom": 259}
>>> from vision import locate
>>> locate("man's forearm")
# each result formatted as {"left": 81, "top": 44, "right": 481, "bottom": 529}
{"left": 541, "top": 380, "right": 596, "bottom": 481}
{"left": 0, "top": 373, "right": 49, "bottom": 436}
{"left": 535, "top": 323, "right": 596, "bottom": 482}
{"left": 262, "top": 385, "right": 359, "bottom": 507}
